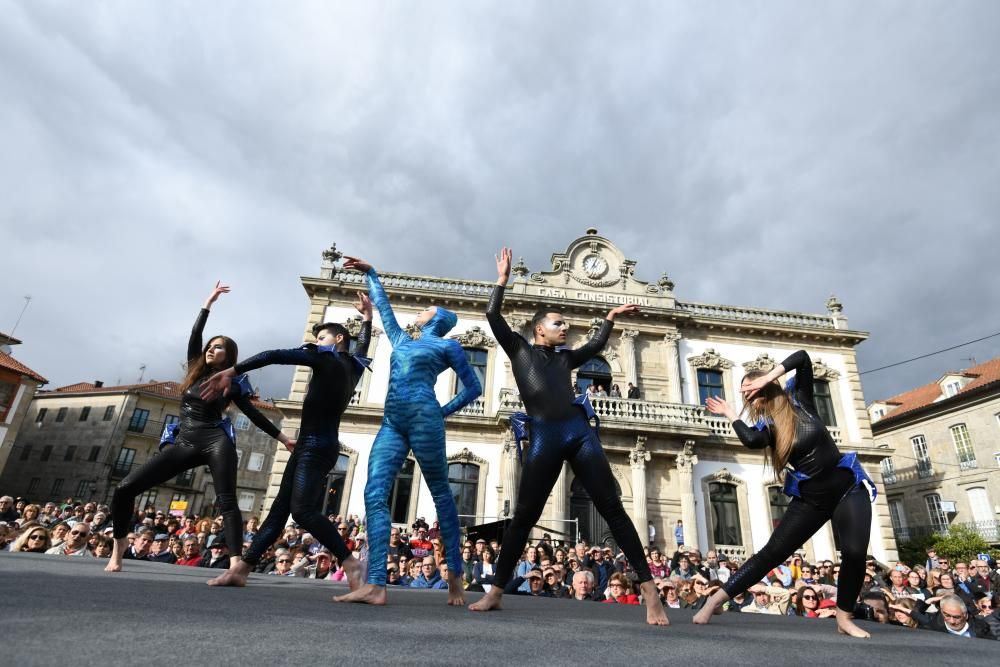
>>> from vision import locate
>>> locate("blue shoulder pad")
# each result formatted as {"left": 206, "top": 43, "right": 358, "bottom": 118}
{"left": 159, "top": 422, "right": 180, "bottom": 451}
{"left": 218, "top": 416, "right": 236, "bottom": 445}
{"left": 351, "top": 355, "right": 373, "bottom": 376}
{"left": 315, "top": 345, "right": 339, "bottom": 356}
{"left": 753, "top": 417, "right": 771, "bottom": 432}
{"left": 231, "top": 373, "right": 254, "bottom": 397}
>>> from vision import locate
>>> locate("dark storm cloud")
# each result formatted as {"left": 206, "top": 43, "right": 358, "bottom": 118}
{"left": 2, "top": 1, "right": 997, "bottom": 403}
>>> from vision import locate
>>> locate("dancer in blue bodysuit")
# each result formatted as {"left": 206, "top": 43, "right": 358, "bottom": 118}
{"left": 334, "top": 256, "right": 482, "bottom": 607}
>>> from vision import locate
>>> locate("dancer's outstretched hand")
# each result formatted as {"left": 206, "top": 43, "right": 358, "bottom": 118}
{"left": 355, "top": 292, "right": 373, "bottom": 320}
{"left": 495, "top": 247, "right": 513, "bottom": 285}
{"left": 343, "top": 256, "right": 372, "bottom": 273}
{"left": 200, "top": 367, "right": 236, "bottom": 401}
{"left": 203, "top": 281, "right": 231, "bottom": 309}
{"left": 279, "top": 434, "right": 296, "bottom": 453}
{"left": 606, "top": 304, "right": 640, "bottom": 320}
{"left": 705, "top": 396, "right": 736, "bottom": 421}
{"left": 740, "top": 375, "right": 773, "bottom": 401}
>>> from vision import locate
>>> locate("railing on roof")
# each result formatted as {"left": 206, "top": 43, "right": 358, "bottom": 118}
{"left": 332, "top": 271, "right": 494, "bottom": 297}
{"left": 675, "top": 302, "right": 836, "bottom": 329}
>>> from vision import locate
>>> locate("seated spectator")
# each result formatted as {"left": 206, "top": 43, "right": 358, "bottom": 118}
{"left": 906, "top": 594, "right": 994, "bottom": 639}
{"left": 270, "top": 552, "right": 295, "bottom": 576}
{"left": 859, "top": 591, "right": 889, "bottom": 624}
{"left": 176, "top": 538, "right": 204, "bottom": 567}
{"left": 148, "top": 534, "right": 176, "bottom": 564}
{"left": 461, "top": 546, "right": 477, "bottom": 587}
{"left": 17, "top": 503, "right": 41, "bottom": 527}
{"left": 0, "top": 495, "right": 18, "bottom": 522}
{"left": 506, "top": 567, "right": 553, "bottom": 597}
{"left": 199, "top": 540, "right": 230, "bottom": 569}
{"left": 907, "top": 570, "right": 932, "bottom": 600}
{"left": 11, "top": 525, "right": 50, "bottom": 553}
{"left": 795, "top": 585, "right": 823, "bottom": 617}
{"left": 124, "top": 530, "right": 154, "bottom": 560}
{"left": 603, "top": 573, "right": 640, "bottom": 605}
{"left": 92, "top": 535, "right": 113, "bottom": 558}
{"left": 45, "top": 522, "right": 92, "bottom": 557}
{"left": 659, "top": 578, "right": 682, "bottom": 609}
{"left": 687, "top": 576, "right": 718, "bottom": 611}
{"left": 888, "top": 598, "right": 919, "bottom": 628}
{"left": 544, "top": 566, "right": 569, "bottom": 598}
{"left": 49, "top": 523, "right": 69, "bottom": 548}
{"left": 741, "top": 584, "right": 790, "bottom": 615}
{"left": 411, "top": 556, "right": 447, "bottom": 589}
{"left": 400, "top": 559, "right": 421, "bottom": 586}
{"left": 386, "top": 563, "right": 403, "bottom": 586}
{"left": 570, "top": 570, "right": 603, "bottom": 601}
{"left": 243, "top": 517, "right": 259, "bottom": 543}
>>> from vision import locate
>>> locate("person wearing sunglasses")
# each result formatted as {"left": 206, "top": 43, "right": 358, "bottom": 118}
{"left": 45, "top": 522, "right": 91, "bottom": 557}
{"left": 11, "top": 526, "right": 51, "bottom": 553}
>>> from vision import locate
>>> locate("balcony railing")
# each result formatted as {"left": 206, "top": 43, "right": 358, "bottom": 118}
{"left": 715, "top": 544, "right": 748, "bottom": 561}
{"left": 456, "top": 398, "right": 486, "bottom": 417}
{"left": 349, "top": 390, "right": 361, "bottom": 406}
{"left": 893, "top": 520, "right": 1000, "bottom": 543}
{"left": 916, "top": 461, "right": 935, "bottom": 478}
{"left": 958, "top": 458, "right": 978, "bottom": 471}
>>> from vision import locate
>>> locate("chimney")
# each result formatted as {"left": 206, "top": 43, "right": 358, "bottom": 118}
{"left": 94, "top": 381, "right": 104, "bottom": 388}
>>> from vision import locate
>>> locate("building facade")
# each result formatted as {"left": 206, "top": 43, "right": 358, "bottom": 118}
{"left": 0, "top": 380, "right": 282, "bottom": 518}
{"left": 869, "top": 358, "right": 1000, "bottom": 546}
{"left": 266, "top": 230, "right": 897, "bottom": 562}
{"left": 0, "top": 333, "right": 48, "bottom": 482}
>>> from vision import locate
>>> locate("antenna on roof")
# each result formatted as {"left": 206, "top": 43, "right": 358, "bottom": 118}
{"left": 961, "top": 356, "right": 978, "bottom": 367}
{"left": 7, "top": 295, "right": 31, "bottom": 342}
{"left": 137, "top": 364, "right": 147, "bottom": 383}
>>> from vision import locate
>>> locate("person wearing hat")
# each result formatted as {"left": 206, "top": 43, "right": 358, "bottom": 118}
{"left": 504, "top": 567, "right": 553, "bottom": 598}
{"left": 199, "top": 539, "right": 230, "bottom": 569}
{"left": 471, "top": 248, "right": 666, "bottom": 626}
{"left": 147, "top": 534, "right": 176, "bottom": 564}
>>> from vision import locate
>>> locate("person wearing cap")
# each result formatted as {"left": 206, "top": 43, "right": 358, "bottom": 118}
{"left": 504, "top": 567, "right": 553, "bottom": 597}
{"left": 199, "top": 540, "right": 231, "bottom": 569}
{"left": 148, "top": 534, "right": 176, "bottom": 564}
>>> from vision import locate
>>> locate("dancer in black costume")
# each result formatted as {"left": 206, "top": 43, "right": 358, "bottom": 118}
{"left": 694, "top": 350, "right": 875, "bottom": 638}
{"left": 468, "top": 248, "right": 669, "bottom": 626}
{"left": 203, "top": 292, "right": 374, "bottom": 588}
{"left": 106, "top": 282, "right": 293, "bottom": 574}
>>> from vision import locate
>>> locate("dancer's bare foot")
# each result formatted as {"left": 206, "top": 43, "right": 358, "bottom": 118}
{"left": 469, "top": 587, "right": 503, "bottom": 612}
{"left": 207, "top": 561, "right": 250, "bottom": 587}
{"left": 836, "top": 610, "right": 870, "bottom": 638}
{"left": 640, "top": 581, "right": 670, "bottom": 626}
{"left": 341, "top": 555, "right": 364, "bottom": 592}
{"left": 447, "top": 572, "right": 466, "bottom": 606}
{"left": 104, "top": 560, "right": 122, "bottom": 573}
{"left": 334, "top": 583, "right": 387, "bottom": 605}
{"left": 105, "top": 537, "right": 128, "bottom": 573}
{"left": 693, "top": 589, "right": 730, "bottom": 625}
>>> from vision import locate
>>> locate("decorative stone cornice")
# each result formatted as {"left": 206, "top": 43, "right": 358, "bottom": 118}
{"left": 688, "top": 348, "right": 734, "bottom": 370}
{"left": 662, "top": 332, "right": 682, "bottom": 345}
{"left": 675, "top": 440, "right": 698, "bottom": 473}
{"left": 812, "top": 359, "right": 841, "bottom": 380}
{"left": 743, "top": 353, "right": 777, "bottom": 373}
{"left": 620, "top": 329, "right": 640, "bottom": 341}
{"left": 706, "top": 468, "right": 737, "bottom": 484}
{"left": 587, "top": 318, "right": 605, "bottom": 340}
{"left": 448, "top": 448, "right": 489, "bottom": 467}
{"left": 629, "top": 435, "right": 650, "bottom": 468}
{"left": 450, "top": 326, "right": 496, "bottom": 349}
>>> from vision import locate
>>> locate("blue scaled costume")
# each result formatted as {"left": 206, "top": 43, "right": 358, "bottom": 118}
{"left": 362, "top": 268, "right": 482, "bottom": 586}
{"left": 111, "top": 307, "right": 283, "bottom": 554}
{"left": 722, "top": 350, "right": 876, "bottom": 613}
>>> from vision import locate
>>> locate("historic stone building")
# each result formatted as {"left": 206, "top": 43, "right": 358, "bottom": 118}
{"left": 0, "top": 380, "right": 282, "bottom": 518}
{"left": 869, "top": 357, "right": 1000, "bottom": 546}
{"left": 266, "top": 230, "right": 897, "bottom": 562}
{"left": 0, "top": 332, "right": 48, "bottom": 482}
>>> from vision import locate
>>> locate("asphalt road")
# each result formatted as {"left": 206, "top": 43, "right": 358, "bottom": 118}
{"left": 2, "top": 553, "right": 995, "bottom": 666}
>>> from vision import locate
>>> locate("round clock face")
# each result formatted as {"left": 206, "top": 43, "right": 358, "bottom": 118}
{"left": 582, "top": 254, "right": 608, "bottom": 278}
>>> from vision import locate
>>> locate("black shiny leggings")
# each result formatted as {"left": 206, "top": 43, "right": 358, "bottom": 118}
{"left": 243, "top": 437, "right": 351, "bottom": 564}
{"left": 112, "top": 427, "right": 242, "bottom": 553}
{"left": 722, "top": 482, "right": 872, "bottom": 612}
{"left": 494, "top": 415, "right": 652, "bottom": 587}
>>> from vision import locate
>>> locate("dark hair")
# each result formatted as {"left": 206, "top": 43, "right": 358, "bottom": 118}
{"left": 312, "top": 322, "right": 350, "bottom": 342}
{"left": 180, "top": 335, "right": 238, "bottom": 394}
{"left": 531, "top": 308, "right": 561, "bottom": 332}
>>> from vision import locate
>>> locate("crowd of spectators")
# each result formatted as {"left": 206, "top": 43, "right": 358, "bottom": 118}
{"left": 2, "top": 493, "right": 998, "bottom": 640}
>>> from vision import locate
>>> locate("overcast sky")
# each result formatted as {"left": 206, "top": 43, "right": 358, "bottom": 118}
{"left": 2, "top": 0, "right": 998, "bottom": 405}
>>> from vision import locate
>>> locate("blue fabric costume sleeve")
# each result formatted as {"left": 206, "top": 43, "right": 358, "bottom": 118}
{"left": 565, "top": 319, "right": 614, "bottom": 369}
{"left": 366, "top": 268, "right": 408, "bottom": 347}
{"left": 188, "top": 308, "right": 209, "bottom": 363}
{"left": 234, "top": 347, "right": 320, "bottom": 374}
{"left": 440, "top": 340, "right": 483, "bottom": 417}
{"left": 780, "top": 350, "right": 817, "bottom": 417}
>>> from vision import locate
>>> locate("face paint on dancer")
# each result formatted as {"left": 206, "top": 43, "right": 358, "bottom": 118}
{"left": 535, "top": 313, "right": 569, "bottom": 347}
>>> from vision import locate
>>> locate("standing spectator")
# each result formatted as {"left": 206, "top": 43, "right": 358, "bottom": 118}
{"left": 428, "top": 520, "right": 441, "bottom": 540}
{"left": 45, "top": 523, "right": 92, "bottom": 557}
{"left": 409, "top": 527, "right": 433, "bottom": 560}
{"left": 925, "top": 548, "right": 939, "bottom": 572}
{"left": 472, "top": 547, "right": 497, "bottom": 591}
{"left": 516, "top": 544, "right": 541, "bottom": 592}
{"left": 387, "top": 528, "right": 412, "bottom": 560}
{"left": 461, "top": 546, "right": 477, "bottom": 587}
{"left": 0, "top": 496, "right": 17, "bottom": 523}
{"left": 11, "top": 526, "right": 51, "bottom": 553}
{"left": 647, "top": 521, "right": 655, "bottom": 547}
{"left": 673, "top": 520, "right": 683, "bottom": 549}
{"left": 243, "top": 517, "right": 259, "bottom": 543}
{"left": 648, "top": 548, "right": 668, "bottom": 578}
{"left": 609, "top": 384, "right": 622, "bottom": 398}
{"left": 626, "top": 382, "right": 640, "bottom": 399}
{"left": 176, "top": 539, "right": 204, "bottom": 567}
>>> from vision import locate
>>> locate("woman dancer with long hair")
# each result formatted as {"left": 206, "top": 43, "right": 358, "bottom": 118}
{"left": 105, "top": 282, "right": 293, "bottom": 574}
{"left": 694, "top": 350, "right": 875, "bottom": 638}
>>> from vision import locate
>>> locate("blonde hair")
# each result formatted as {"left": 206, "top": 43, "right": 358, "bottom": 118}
{"left": 13, "top": 525, "right": 51, "bottom": 552}
{"left": 742, "top": 371, "right": 798, "bottom": 480}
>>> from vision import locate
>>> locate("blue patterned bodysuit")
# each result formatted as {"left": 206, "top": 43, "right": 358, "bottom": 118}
{"left": 363, "top": 268, "right": 482, "bottom": 586}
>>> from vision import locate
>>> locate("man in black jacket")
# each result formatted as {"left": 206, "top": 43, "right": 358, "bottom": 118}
{"left": 896, "top": 594, "right": 996, "bottom": 640}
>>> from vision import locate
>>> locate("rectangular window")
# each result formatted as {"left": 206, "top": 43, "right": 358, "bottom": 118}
{"left": 950, "top": 424, "right": 977, "bottom": 470}
{"left": 35, "top": 408, "right": 47, "bottom": 423}
{"left": 79, "top": 406, "right": 91, "bottom": 421}
{"left": 27, "top": 477, "right": 41, "bottom": 494}
{"left": 880, "top": 458, "right": 896, "bottom": 485}
{"left": 164, "top": 414, "right": 180, "bottom": 427}
{"left": 75, "top": 480, "right": 90, "bottom": 497}
{"left": 0, "top": 380, "right": 17, "bottom": 421}
{"left": 709, "top": 482, "right": 742, "bottom": 546}
{"left": 112, "top": 447, "right": 136, "bottom": 477}
{"left": 911, "top": 435, "right": 933, "bottom": 478}
{"left": 51, "top": 478, "right": 64, "bottom": 496}
{"left": 19, "top": 444, "right": 32, "bottom": 461}
{"left": 944, "top": 381, "right": 961, "bottom": 397}
{"left": 888, "top": 499, "right": 908, "bottom": 541}
{"left": 238, "top": 492, "right": 255, "bottom": 512}
{"left": 247, "top": 452, "right": 265, "bottom": 471}
{"left": 40, "top": 445, "right": 53, "bottom": 462}
{"left": 88, "top": 446, "right": 101, "bottom": 462}
{"left": 64, "top": 445, "right": 77, "bottom": 462}
{"left": 127, "top": 408, "right": 150, "bottom": 433}
{"left": 235, "top": 449, "right": 244, "bottom": 469}
{"left": 175, "top": 469, "right": 195, "bottom": 486}
{"left": 103, "top": 405, "right": 115, "bottom": 421}
{"left": 812, "top": 381, "right": 838, "bottom": 427}
{"left": 697, "top": 369, "right": 724, "bottom": 405}
{"left": 55, "top": 407, "right": 68, "bottom": 422}
{"left": 925, "top": 494, "right": 949, "bottom": 533}
{"left": 235, "top": 414, "right": 251, "bottom": 431}
{"left": 137, "top": 490, "right": 158, "bottom": 512}
{"left": 457, "top": 348, "right": 489, "bottom": 395}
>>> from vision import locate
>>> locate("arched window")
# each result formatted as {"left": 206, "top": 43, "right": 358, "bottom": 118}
{"left": 390, "top": 458, "right": 415, "bottom": 524}
{"left": 322, "top": 453, "right": 351, "bottom": 515}
{"left": 576, "top": 357, "right": 612, "bottom": 394}
{"left": 767, "top": 486, "right": 791, "bottom": 531}
{"left": 812, "top": 380, "right": 837, "bottom": 427}
{"left": 456, "top": 348, "right": 488, "bottom": 395}
{"left": 448, "top": 463, "right": 480, "bottom": 527}
{"left": 709, "top": 482, "right": 742, "bottom": 546}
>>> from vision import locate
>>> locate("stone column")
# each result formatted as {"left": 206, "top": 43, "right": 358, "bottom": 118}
{"left": 662, "top": 332, "right": 683, "bottom": 403}
{"left": 620, "top": 329, "right": 640, "bottom": 387}
{"left": 675, "top": 440, "right": 699, "bottom": 548}
{"left": 629, "top": 435, "right": 651, "bottom": 539}
{"left": 499, "top": 431, "right": 521, "bottom": 518}
{"left": 551, "top": 462, "right": 569, "bottom": 532}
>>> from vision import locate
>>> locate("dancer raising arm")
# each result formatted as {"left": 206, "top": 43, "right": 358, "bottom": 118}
{"left": 201, "top": 292, "right": 374, "bottom": 588}
{"left": 334, "top": 256, "right": 482, "bottom": 607}
{"left": 105, "top": 282, "right": 293, "bottom": 574}
{"left": 694, "top": 350, "right": 876, "bottom": 638}
{"left": 468, "top": 248, "right": 669, "bottom": 627}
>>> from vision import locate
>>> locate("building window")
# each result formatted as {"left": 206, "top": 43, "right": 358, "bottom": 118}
{"left": 164, "top": 414, "right": 180, "bottom": 427}
{"left": 709, "top": 482, "right": 742, "bottom": 546}
{"left": 88, "top": 446, "right": 101, "bottom": 462}
{"left": 767, "top": 486, "right": 791, "bottom": 531}
{"left": 27, "top": 477, "right": 40, "bottom": 495}
{"left": 137, "top": 490, "right": 158, "bottom": 512}
{"left": 235, "top": 449, "right": 244, "bottom": 469}
{"left": 36, "top": 408, "right": 47, "bottom": 423}
{"left": 40, "top": 445, "right": 53, "bottom": 462}
{"left": 880, "top": 458, "right": 896, "bottom": 485}
{"left": 390, "top": 458, "right": 415, "bottom": 524}
{"left": 175, "top": 469, "right": 195, "bottom": 486}
{"left": 323, "top": 454, "right": 351, "bottom": 515}
{"left": 55, "top": 407, "right": 68, "bottom": 423}
{"left": 888, "top": 499, "right": 908, "bottom": 541}
{"left": 925, "top": 494, "right": 949, "bottom": 533}
{"left": 103, "top": 405, "right": 115, "bottom": 421}
{"left": 235, "top": 414, "right": 251, "bottom": 431}
{"left": 456, "top": 348, "right": 488, "bottom": 395}
{"left": 911, "top": 435, "right": 933, "bottom": 478}
{"left": 950, "top": 424, "right": 977, "bottom": 470}
{"left": 127, "top": 408, "right": 150, "bottom": 433}
{"left": 944, "top": 381, "right": 961, "bottom": 397}
{"left": 112, "top": 448, "right": 136, "bottom": 477}
{"left": 238, "top": 492, "right": 256, "bottom": 512}
{"left": 448, "top": 462, "right": 480, "bottom": 527}
{"left": 0, "top": 380, "right": 18, "bottom": 421}
{"left": 64, "top": 445, "right": 77, "bottom": 462}
{"left": 697, "top": 369, "right": 725, "bottom": 405}
{"left": 19, "top": 444, "right": 32, "bottom": 461}
{"left": 576, "top": 357, "right": 612, "bottom": 394}
{"left": 79, "top": 406, "right": 91, "bottom": 422}
{"left": 75, "top": 480, "right": 91, "bottom": 497}
{"left": 247, "top": 453, "right": 265, "bottom": 471}
{"left": 871, "top": 407, "right": 885, "bottom": 420}
{"left": 966, "top": 487, "right": 994, "bottom": 528}
{"left": 812, "top": 381, "right": 837, "bottom": 427}
{"left": 51, "top": 478, "right": 64, "bottom": 496}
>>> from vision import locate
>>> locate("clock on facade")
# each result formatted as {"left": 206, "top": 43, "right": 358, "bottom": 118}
{"left": 582, "top": 254, "right": 609, "bottom": 278}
